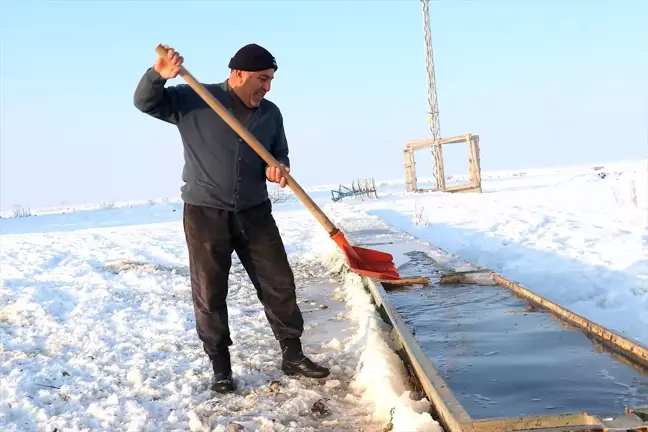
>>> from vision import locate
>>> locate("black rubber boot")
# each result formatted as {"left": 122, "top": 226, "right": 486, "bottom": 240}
{"left": 209, "top": 350, "right": 235, "bottom": 393}
{"left": 280, "top": 338, "right": 330, "bottom": 379}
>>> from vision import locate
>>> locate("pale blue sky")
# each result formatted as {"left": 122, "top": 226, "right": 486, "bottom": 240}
{"left": 1, "top": 0, "right": 647, "bottom": 209}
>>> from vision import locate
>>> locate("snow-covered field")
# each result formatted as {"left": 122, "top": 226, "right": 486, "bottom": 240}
{"left": 359, "top": 159, "right": 648, "bottom": 346}
{"left": 1, "top": 158, "right": 647, "bottom": 431}
{"left": 0, "top": 196, "right": 438, "bottom": 431}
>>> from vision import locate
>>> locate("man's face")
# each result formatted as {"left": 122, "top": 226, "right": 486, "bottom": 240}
{"left": 237, "top": 69, "right": 275, "bottom": 107}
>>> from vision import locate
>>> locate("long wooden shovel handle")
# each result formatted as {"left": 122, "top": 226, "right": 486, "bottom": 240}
{"left": 154, "top": 44, "right": 338, "bottom": 235}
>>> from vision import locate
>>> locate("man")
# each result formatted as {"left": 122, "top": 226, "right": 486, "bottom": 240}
{"left": 133, "top": 43, "right": 329, "bottom": 393}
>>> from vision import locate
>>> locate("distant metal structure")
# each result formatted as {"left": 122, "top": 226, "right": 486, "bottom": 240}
{"left": 331, "top": 178, "right": 378, "bottom": 202}
{"left": 404, "top": 0, "right": 482, "bottom": 194}
{"left": 421, "top": 0, "right": 444, "bottom": 190}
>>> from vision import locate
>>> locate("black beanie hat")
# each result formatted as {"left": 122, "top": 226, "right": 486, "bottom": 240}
{"left": 228, "top": 43, "right": 278, "bottom": 72}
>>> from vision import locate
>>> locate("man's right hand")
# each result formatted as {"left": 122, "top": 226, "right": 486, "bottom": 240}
{"left": 154, "top": 45, "right": 184, "bottom": 79}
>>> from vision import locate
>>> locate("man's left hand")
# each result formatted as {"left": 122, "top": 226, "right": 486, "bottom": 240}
{"left": 266, "top": 164, "right": 290, "bottom": 188}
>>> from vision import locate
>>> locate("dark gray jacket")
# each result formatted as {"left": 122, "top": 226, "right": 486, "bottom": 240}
{"left": 133, "top": 67, "right": 290, "bottom": 211}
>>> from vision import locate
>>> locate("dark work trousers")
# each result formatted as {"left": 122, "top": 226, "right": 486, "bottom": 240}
{"left": 182, "top": 199, "right": 304, "bottom": 357}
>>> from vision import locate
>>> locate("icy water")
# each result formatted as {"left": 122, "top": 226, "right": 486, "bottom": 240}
{"left": 387, "top": 251, "right": 648, "bottom": 419}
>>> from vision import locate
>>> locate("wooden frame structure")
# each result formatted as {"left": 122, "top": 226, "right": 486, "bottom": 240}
{"left": 404, "top": 133, "right": 483, "bottom": 193}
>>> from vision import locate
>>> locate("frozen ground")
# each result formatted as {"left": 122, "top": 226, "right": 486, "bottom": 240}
{"left": 0, "top": 198, "right": 438, "bottom": 431}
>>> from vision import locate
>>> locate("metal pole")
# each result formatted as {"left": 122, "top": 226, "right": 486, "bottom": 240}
{"left": 421, "top": 0, "right": 444, "bottom": 190}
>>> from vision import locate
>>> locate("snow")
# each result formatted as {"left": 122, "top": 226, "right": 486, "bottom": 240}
{"left": 0, "top": 197, "right": 439, "bottom": 431}
{"left": 346, "top": 159, "right": 648, "bottom": 346}
{"left": 313, "top": 237, "right": 441, "bottom": 432}
{"left": 1, "top": 158, "right": 646, "bottom": 431}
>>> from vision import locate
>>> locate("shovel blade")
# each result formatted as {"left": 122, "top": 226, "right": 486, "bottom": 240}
{"left": 331, "top": 231, "right": 400, "bottom": 280}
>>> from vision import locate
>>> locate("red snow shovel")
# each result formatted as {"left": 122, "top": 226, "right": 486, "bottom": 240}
{"left": 153, "top": 44, "right": 401, "bottom": 281}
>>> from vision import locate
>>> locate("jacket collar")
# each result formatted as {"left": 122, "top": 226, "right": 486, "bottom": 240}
{"left": 218, "top": 80, "right": 269, "bottom": 114}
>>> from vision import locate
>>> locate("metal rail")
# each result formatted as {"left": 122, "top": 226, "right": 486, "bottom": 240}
{"left": 362, "top": 277, "right": 471, "bottom": 432}
{"left": 490, "top": 273, "right": 648, "bottom": 372}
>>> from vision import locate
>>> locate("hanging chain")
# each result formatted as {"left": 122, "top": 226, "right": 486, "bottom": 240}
{"left": 421, "top": 0, "right": 441, "bottom": 189}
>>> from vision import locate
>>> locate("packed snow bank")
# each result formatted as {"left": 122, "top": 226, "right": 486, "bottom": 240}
{"left": 311, "top": 227, "right": 442, "bottom": 432}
